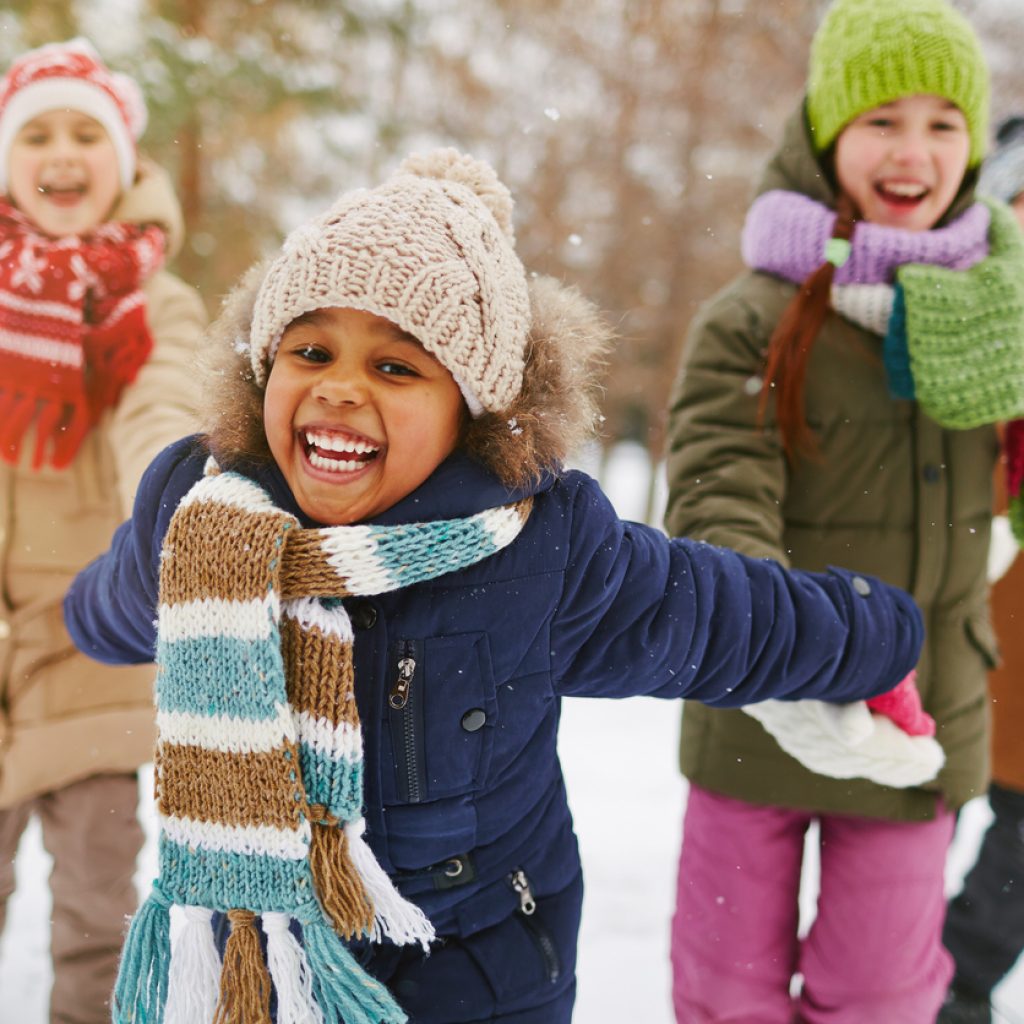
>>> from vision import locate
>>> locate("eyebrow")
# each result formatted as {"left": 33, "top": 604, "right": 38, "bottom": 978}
{"left": 371, "top": 322, "right": 423, "bottom": 347}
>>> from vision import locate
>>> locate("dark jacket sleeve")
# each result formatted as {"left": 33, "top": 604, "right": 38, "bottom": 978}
{"left": 63, "top": 436, "right": 207, "bottom": 664}
{"left": 550, "top": 476, "right": 922, "bottom": 706}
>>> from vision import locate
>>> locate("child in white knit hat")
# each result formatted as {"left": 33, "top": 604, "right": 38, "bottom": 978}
{"left": 0, "top": 37, "right": 206, "bottom": 1023}
{"left": 66, "top": 148, "right": 929, "bottom": 1024}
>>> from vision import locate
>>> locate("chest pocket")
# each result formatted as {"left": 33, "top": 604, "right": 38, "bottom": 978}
{"left": 385, "top": 632, "right": 498, "bottom": 804}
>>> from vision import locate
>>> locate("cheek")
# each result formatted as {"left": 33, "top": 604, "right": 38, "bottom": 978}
{"left": 6, "top": 155, "right": 37, "bottom": 203}
{"left": 263, "top": 378, "right": 294, "bottom": 455}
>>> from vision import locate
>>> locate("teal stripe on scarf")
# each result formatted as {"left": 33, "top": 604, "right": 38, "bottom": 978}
{"left": 157, "top": 636, "right": 285, "bottom": 718}
{"left": 368, "top": 517, "right": 499, "bottom": 586}
{"left": 159, "top": 836, "right": 323, "bottom": 919}
{"left": 299, "top": 747, "right": 363, "bottom": 819}
{"left": 883, "top": 284, "right": 915, "bottom": 400}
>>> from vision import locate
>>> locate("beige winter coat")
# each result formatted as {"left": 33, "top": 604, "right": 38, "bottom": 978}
{"left": 0, "top": 160, "right": 206, "bottom": 807}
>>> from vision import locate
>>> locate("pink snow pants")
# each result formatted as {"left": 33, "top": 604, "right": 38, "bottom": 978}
{"left": 670, "top": 784, "right": 955, "bottom": 1024}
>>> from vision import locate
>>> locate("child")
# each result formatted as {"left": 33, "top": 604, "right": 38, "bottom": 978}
{"left": 0, "top": 38, "right": 206, "bottom": 1024}
{"left": 664, "top": 1, "right": 1024, "bottom": 1021}
{"left": 65, "top": 147, "right": 926, "bottom": 1024}
{"left": 939, "top": 115, "right": 1024, "bottom": 1024}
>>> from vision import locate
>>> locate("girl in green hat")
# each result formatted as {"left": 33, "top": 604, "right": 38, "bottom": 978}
{"left": 665, "top": 0, "right": 1024, "bottom": 1020}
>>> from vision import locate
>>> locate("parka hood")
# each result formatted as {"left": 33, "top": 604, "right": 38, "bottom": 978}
{"left": 202, "top": 263, "right": 612, "bottom": 491}
{"left": 111, "top": 156, "right": 186, "bottom": 260}
{"left": 755, "top": 100, "right": 979, "bottom": 225}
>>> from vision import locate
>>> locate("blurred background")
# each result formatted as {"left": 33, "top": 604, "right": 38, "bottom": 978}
{"left": 0, "top": 0, "right": 1020, "bottom": 524}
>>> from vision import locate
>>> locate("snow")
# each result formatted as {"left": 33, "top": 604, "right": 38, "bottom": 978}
{"left": 1, "top": 452, "right": 1021, "bottom": 1022}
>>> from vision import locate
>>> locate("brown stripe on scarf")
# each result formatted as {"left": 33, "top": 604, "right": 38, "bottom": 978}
{"left": 160, "top": 501, "right": 294, "bottom": 605}
{"left": 157, "top": 742, "right": 305, "bottom": 831}
{"left": 281, "top": 616, "right": 359, "bottom": 726}
{"left": 281, "top": 532, "right": 354, "bottom": 599}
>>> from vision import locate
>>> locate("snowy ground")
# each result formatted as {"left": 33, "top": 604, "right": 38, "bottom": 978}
{"left": 1, "top": 444, "right": 1022, "bottom": 1022}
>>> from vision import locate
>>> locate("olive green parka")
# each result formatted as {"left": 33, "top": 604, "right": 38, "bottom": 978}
{"left": 665, "top": 107, "right": 997, "bottom": 820}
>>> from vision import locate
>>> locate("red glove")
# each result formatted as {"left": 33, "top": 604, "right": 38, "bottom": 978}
{"left": 866, "top": 670, "right": 935, "bottom": 737}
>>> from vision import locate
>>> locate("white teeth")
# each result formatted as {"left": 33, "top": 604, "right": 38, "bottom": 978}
{"left": 303, "top": 431, "right": 378, "bottom": 455}
{"left": 307, "top": 451, "right": 365, "bottom": 473}
{"left": 882, "top": 182, "right": 927, "bottom": 197}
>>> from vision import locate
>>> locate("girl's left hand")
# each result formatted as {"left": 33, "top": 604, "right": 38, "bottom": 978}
{"left": 865, "top": 670, "right": 935, "bottom": 737}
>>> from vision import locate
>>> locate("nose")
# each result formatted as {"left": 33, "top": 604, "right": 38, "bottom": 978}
{"left": 311, "top": 366, "right": 368, "bottom": 406}
{"left": 890, "top": 128, "right": 929, "bottom": 167}
{"left": 45, "top": 134, "right": 79, "bottom": 165}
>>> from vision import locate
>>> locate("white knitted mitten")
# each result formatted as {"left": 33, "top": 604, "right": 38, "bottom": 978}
{"left": 742, "top": 699, "right": 945, "bottom": 788}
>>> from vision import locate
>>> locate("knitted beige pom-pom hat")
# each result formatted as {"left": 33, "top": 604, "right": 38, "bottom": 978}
{"left": 249, "top": 148, "right": 531, "bottom": 416}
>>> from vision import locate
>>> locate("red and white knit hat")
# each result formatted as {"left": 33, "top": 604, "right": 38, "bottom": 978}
{"left": 0, "top": 38, "right": 146, "bottom": 193}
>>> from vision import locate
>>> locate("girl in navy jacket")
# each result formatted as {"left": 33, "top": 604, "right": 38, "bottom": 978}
{"left": 65, "top": 150, "right": 924, "bottom": 1024}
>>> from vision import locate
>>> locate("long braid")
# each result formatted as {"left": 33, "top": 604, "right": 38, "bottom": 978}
{"left": 758, "top": 192, "right": 857, "bottom": 460}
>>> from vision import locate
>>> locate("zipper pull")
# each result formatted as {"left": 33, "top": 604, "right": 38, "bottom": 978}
{"left": 389, "top": 656, "right": 416, "bottom": 709}
{"left": 509, "top": 869, "right": 537, "bottom": 915}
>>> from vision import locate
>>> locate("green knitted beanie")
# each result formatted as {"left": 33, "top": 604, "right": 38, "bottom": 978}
{"left": 807, "top": 0, "right": 990, "bottom": 167}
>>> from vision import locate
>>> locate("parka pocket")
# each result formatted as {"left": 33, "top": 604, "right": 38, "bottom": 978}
{"left": 385, "top": 631, "right": 497, "bottom": 804}
{"left": 964, "top": 613, "right": 1000, "bottom": 670}
{"left": 460, "top": 871, "right": 582, "bottom": 1005}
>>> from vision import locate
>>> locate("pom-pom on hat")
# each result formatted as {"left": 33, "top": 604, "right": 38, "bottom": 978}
{"left": 249, "top": 147, "right": 531, "bottom": 416}
{"left": 0, "top": 38, "right": 146, "bottom": 193}
{"left": 807, "top": 0, "right": 990, "bottom": 167}
{"left": 980, "top": 117, "right": 1024, "bottom": 205}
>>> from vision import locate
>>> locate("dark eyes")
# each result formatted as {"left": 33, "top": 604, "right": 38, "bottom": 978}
{"left": 287, "top": 344, "right": 420, "bottom": 377}
{"left": 19, "top": 132, "right": 103, "bottom": 146}
{"left": 292, "top": 343, "right": 330, "bottom": 363}
{"left": 865, "top": 117, "right": 963, "bottom": 133}
{"left": 377, "top": 361, "right": 420, "bottom": 378}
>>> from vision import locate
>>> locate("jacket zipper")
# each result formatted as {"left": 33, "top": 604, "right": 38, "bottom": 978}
{"left": 389, "top": 640, "right": 424, "bottom": 803}
{"left": 509, "top": 869, "right": 561, "bottom": 983}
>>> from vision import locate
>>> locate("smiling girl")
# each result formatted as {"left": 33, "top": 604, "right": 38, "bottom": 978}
{"left": 664, "top": 0, "right": 1024, "bottom": 1021}
{"left": 62, "top": 148, "right": 930, "bottom": 1024}
{"left": 0, "top": 38, "right": 205, "bottom": 1024}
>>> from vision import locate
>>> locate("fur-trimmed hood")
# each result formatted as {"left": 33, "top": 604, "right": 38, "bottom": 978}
{"left": 201, "top": 265, "right": 612, "bottom": 490}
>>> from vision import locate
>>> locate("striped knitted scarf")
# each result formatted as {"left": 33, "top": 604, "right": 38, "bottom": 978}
{"left": 114, "top": 461, "right": 532, "bottom": 1024}
{"left": 0, "top": 200, "right": 164, "bottom": 469}
{"left": 743, "top": 189, "right": 1024, "bottom": 538}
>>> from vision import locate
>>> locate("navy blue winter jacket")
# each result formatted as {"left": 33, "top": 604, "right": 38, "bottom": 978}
{"left": 64, "top": 436, "right": 922, "bottom": 938}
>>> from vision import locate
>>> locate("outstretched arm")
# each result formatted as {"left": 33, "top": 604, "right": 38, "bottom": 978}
{"left": 551, "top": 477, "right": 921, "bottom": 706}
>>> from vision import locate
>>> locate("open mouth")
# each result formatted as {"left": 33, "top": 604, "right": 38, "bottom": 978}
{"left": 874, "top": 181, "right": 929, "bottom": 208}
{"left": 37, "top": 183, "right": 87, "bottom": 205}
{"left": 301, "top": 429, "right": 381, "bottom": 474}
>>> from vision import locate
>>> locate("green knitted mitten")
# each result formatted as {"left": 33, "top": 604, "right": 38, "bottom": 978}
{"left": 898, "top": 199, "right": 1024, "bottom": 429}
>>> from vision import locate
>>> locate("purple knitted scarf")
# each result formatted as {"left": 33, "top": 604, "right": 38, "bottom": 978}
{"left": 741, "top": 190, "right": 990, "bottom": 284}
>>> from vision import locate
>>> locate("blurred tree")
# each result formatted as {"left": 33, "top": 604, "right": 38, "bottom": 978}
{"left": 0, "top": 0, "right": 1019, "bottom": 510}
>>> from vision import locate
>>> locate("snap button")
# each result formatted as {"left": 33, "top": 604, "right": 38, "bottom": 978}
{"left": 443, "top": 858, "right": 464, "bottom": 878}
{"left": 851, "top": 576, "right": 872, "bottom": 597}
{"left": 348, "top": 601, "right": 377, "bottom": 630}
{"left": 461, "top": 708, "right": 487, "bottom": 733}
{"left": 922, "top": 463, "right": 941, "bottom": 484}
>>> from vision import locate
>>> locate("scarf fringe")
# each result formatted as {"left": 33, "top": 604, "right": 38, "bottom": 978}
{"left": 309, "top": 820, "right": 375, "bottom": 939}
{"left": 345, "top": 819, "right": 436, "bottom": 951}
{"left": 165, "top": 906, "right": 221, "bottom": 1024}
{"left": 263, "top": 912, "right": 325, "bottom": 1024}
{"left": 213, "top": 909, "right": 273, "bottom": 1024}
{"left": 303, "top": 919, "right": 408, "bottom": 1024}
{"left": 112, "top": 885, "right": 173, "bottom": 1024}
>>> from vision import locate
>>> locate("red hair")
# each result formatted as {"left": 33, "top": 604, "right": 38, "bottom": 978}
{"left": 758, "top": 193, "right": 857, "bottom": 461}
